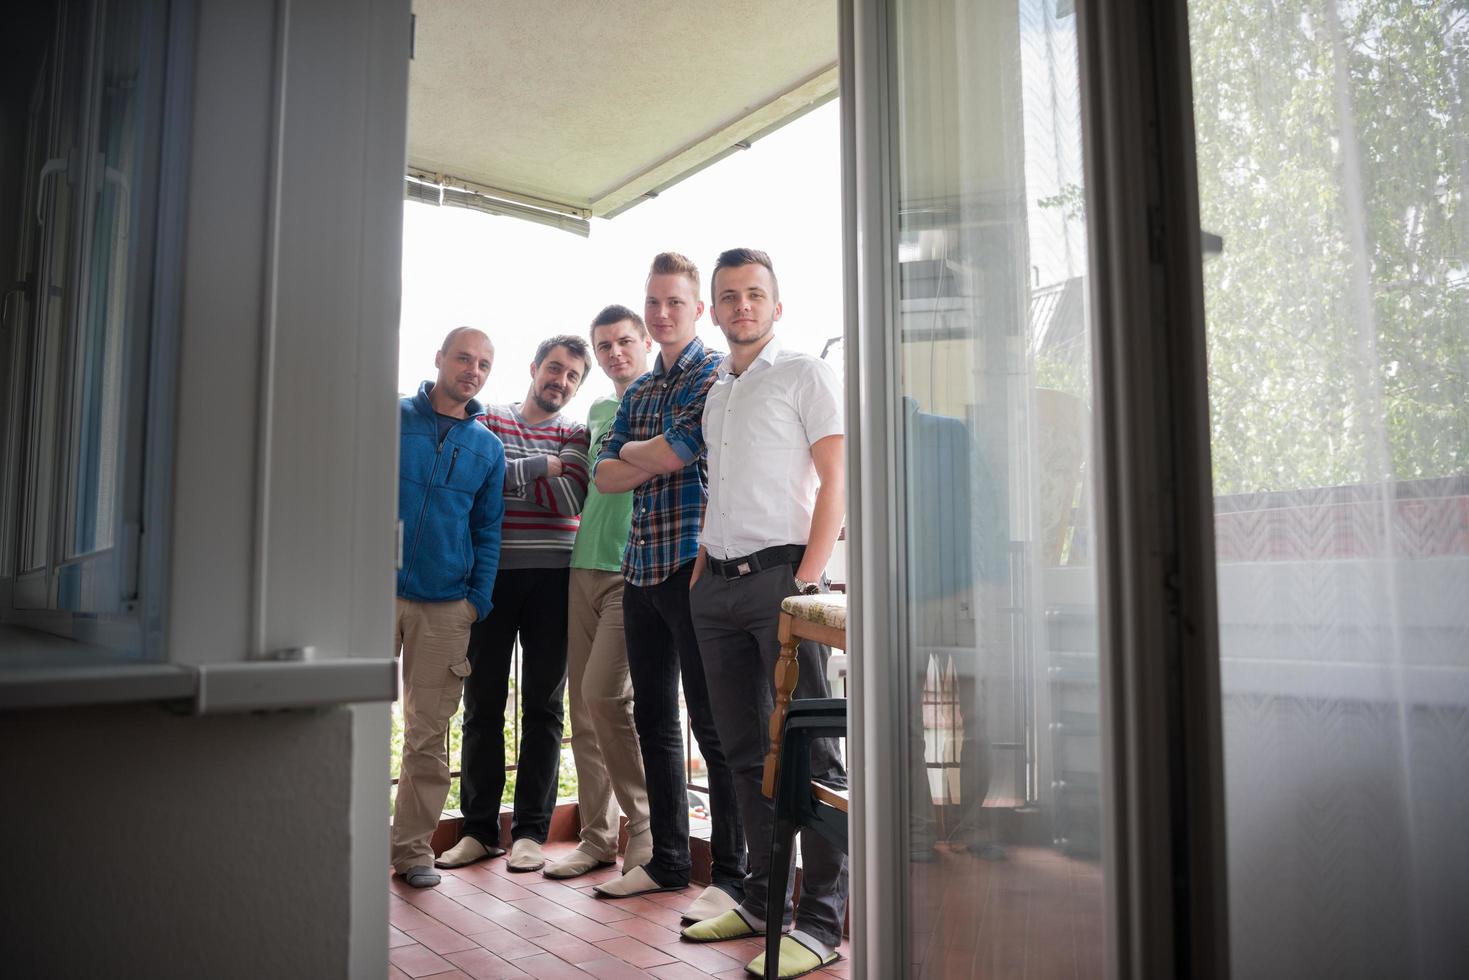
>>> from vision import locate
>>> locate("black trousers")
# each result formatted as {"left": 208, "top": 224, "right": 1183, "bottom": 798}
{"left": 460, "top": 566, "right": 569, "bottom": 845}
{"left": 690, "top": 562, "right": 849, "bottom": 946}
{"left": 623, "top": 561, "right": 747, "bottom": 889}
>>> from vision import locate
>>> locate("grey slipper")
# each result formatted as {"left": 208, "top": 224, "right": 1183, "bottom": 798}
{"left": 400, "top": 865, "right": 441, "bottom": 888}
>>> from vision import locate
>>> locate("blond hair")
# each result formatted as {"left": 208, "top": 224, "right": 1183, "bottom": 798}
{"left": 647, "top": 251, "right": 700, "bottom": 296}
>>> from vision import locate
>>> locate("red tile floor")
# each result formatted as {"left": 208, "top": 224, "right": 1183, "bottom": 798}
{"left": 388, "top": 840, "right": 851, "bottom": 980}
{"left": 908, "top": 843, "right": 1104, "bottom": 979}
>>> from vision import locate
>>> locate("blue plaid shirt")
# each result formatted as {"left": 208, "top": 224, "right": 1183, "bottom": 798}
{"left": 595, "top": 337, "right": 724, "bottom": 586}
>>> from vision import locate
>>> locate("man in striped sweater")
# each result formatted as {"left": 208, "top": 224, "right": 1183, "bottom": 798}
{"left": 436, "top": 335, "right": 592, "bottom": 874}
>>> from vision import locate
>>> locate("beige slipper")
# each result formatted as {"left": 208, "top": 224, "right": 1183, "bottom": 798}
{"left": 435, "top": 836, "right": 504, "bottom": 869}
{"left": 622, "top": 828, "right": 653, "bottom": 872}
{"left": 543, "top": 845, "right": 615, "bottom": 880}
{"left": 593, "top": 865, "right": 686, "bottom": 898}
{"left": 506, "top": 837, "right": 546, "bottom": 873}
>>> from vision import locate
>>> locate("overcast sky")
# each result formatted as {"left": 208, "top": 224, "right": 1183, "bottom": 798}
{"left": 399, "top": 101, "right": 844, "bottom": 422}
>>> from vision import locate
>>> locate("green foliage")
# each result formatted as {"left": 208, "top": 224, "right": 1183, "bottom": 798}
{"left": 1032, "top": 348, "right": 1090, "bottom": 399}
{"left": 1037, "top": 182, "right": 1087, "bottom": 224}
{"left": 1188, "top": 0, "right": 1469, "bottom": 493}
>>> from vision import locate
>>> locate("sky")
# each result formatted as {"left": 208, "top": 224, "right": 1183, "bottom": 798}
{"left": 399, "top": 101, "right": 845, "bottom": 423}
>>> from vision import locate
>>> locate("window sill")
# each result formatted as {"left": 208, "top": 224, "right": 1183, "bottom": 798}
{"left": 0, "top": 624, "right": 397, "bottom": 713}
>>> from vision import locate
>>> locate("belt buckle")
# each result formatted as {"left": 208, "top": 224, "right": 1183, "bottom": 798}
{"left": 716, "top": 557, "right": 754, "bottom": 580}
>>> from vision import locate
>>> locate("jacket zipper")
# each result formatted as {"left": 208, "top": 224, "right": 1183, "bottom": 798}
{"left": 404, "top": 431, "right": 448, "bottom": 580}
{"left": 445, "top": 446, "right": 460, "bottom": 483}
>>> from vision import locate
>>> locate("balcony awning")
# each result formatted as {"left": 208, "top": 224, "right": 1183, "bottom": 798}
{"left": 406, "top": 1, "right": 839, "bottom": 234}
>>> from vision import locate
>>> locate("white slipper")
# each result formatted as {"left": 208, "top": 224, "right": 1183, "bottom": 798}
{"left": 593, "top": 865, "right": 686, "bottom": 898}
{"left": 681, "top": 883, "right": 741, "bottom": 924}
{"left": 435, "top": 836, "right": 504, "bottom": 868}
{"left": 506, "top": 837, "right": 546, "bottom": 873}
{"left": 543, "top": 845, "right": 615, "bottom": 879}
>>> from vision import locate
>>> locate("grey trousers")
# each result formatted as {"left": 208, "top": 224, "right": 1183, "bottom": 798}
{"left": 689, "top": 563, "right": 849, "bottom": 947}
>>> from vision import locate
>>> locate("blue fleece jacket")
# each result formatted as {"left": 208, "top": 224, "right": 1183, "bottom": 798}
{"left": 397, "top": 382, "right": 506, "bottom": 619}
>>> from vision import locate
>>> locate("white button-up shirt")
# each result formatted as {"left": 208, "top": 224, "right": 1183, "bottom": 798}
{"left": 700, "top": 335, "right": 844, "bottom": 561}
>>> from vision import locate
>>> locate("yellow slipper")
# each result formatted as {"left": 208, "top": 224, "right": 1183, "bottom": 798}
{"left": 744, "top": 934, "right": 839, "bottom": 979}
{"left": 681, "top": 909, "right": 762, "bottom": 943}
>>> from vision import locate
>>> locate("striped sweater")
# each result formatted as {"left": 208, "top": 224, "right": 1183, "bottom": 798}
{"left": 477, "top": 404, "right": 590, "bottom": 569}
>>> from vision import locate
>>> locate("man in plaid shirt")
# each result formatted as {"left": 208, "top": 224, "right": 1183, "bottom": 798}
{"left": 591, "top": 253, "right": 747, "bottom": 923}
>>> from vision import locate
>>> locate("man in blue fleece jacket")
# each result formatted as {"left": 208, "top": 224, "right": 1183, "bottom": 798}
{"left": 392, "top": 326, "right": 506, "bottom": 888}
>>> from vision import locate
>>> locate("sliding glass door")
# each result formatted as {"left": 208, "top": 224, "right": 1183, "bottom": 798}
{"left": 846, "top": 0, "right": 1113, "bottom": 974}
{"left": 893, "top": 0, "right": 1108, "bottom": 974}
{"left": 848, "top": 0, "right": 1466, "bottom": 976}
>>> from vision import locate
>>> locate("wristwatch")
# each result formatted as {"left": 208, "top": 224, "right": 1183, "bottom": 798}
{"left": 793, "top": 578, "right": 821, "bottom": 596}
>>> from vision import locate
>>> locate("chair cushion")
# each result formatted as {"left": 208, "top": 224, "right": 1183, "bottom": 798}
{"left": 780, "top": 593, "right": 847, "bottom": 630}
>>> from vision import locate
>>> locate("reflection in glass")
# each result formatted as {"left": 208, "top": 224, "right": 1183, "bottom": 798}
{"left": 894, "top": 0, "right": 1103, "bottom": 974}
{"left": 19, "top": 34, "right": 82, "bottom": 575}
{"left": 1189, "top": 1, "right": 1469, "bottom": 975}
{"left": 69, "top": 0, "right": 163, "bottom": 559}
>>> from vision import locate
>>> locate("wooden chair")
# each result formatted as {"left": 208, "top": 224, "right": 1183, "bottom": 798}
{"left": 760, "top": 593, "right": 849, "bottom": 980}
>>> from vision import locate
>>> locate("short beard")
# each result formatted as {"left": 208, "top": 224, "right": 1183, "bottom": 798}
{"left": 727, "top": 321, "right": 773, "bottom": 346}
{"left": 531, "top": 391, "right": 563, "bottom": 414}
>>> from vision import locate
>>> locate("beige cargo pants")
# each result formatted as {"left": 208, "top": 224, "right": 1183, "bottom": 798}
{"left": 390, "top": 597, "right": 476, "bottom": 873}
{"left": 566, "top": 568, "right": 651, "bottom": 861}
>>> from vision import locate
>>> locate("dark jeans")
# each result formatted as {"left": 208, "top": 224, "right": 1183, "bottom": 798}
{"left": 460, "top": 566, "right": 569, "bottom": 846}
{"left": 690, "top": 563, "right": 849, "bottom": 947}
{"left": 623, "top": 561, "right": 746, "bottom": 890}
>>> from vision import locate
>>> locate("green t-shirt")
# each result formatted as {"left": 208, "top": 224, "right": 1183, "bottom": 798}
{"left": 570, "top": 395, "right": 634, "bottom": 572}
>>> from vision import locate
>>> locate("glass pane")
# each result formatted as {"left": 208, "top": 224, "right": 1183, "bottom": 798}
{"left": 892, "top": 0, "right": 1105, "bottom": 974}
{"left": 1188, "top": 0, "right": 1469, "bottom": 975}
{"left": 18, "top": 29, "right": 84, "bottom": 574}
{"left": 67, "top": 0, "right": 164, "bottom": 558}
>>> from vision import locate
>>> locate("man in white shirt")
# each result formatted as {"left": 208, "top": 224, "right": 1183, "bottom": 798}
{"left": 683, "top": 249, "right": 847, "bottom": 977}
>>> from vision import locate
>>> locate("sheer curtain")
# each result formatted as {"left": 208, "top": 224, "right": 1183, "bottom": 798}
{"left": 1188, "top": 0, "right": 1469, "bottom": 975}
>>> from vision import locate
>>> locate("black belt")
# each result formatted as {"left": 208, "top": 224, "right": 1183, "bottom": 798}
{"left": 706, "top": 544, "right": 806, "bottom": 580}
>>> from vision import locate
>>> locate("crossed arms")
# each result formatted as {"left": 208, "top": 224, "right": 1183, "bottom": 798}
{"left": 592, "top": 370, "right": 713, "bottom": 493}
{"left": 593, "top": 435, "right": 685, "bottom": 492}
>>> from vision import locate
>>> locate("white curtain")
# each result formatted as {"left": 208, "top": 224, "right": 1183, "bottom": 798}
{"left": 1190, "top": 0, "right": 1469, "bottom": 975}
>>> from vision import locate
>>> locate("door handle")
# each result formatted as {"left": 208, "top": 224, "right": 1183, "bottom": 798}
{"left": 2, "top": 283, "right": 28, "bottom": 333}
{"left": 35, "top": 156, "right": 69, "bottom": 225}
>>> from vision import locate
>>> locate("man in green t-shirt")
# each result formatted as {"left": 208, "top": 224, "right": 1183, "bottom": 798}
{"left": 543, "top": 305, "right": 657, "bottom": 879}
